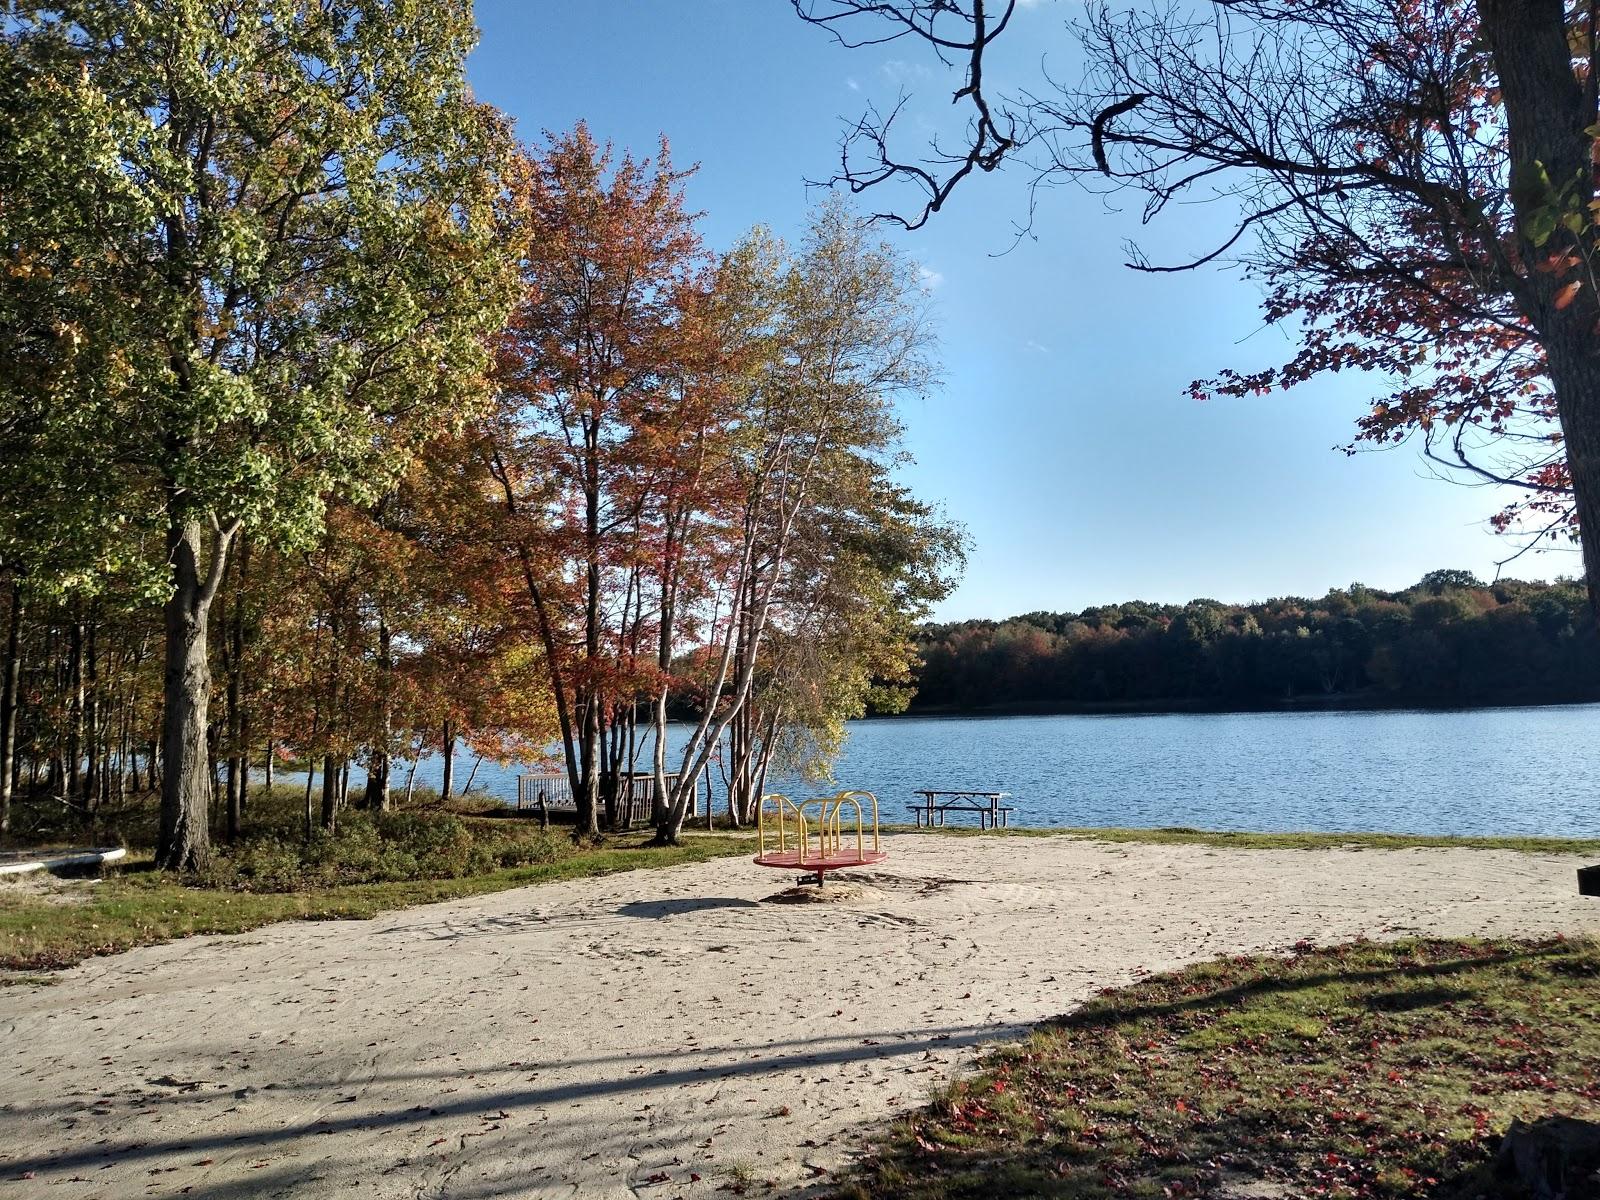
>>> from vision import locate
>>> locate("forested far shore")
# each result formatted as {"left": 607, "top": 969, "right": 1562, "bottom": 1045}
{"left": 907, "top": 570, "right": 1600, "bottom": 713}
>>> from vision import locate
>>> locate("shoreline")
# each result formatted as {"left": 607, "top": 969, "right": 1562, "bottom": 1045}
{"left": 890, "top": 689, "right": 1600, "bottom": 719}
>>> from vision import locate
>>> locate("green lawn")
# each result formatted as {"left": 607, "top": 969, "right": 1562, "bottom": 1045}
{"left": 0, "top": 833, "right": 752, "bottom": 971}
{"left": 833, "top": 937, "right": 1600, "bottom": 1199}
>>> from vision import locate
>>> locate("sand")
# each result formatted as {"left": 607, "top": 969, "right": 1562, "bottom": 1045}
{"left": 1, "top": 833, "right": 1595, "bottom": 1198}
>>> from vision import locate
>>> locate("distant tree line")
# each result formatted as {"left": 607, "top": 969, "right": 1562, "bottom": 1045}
{"left": 909, "top": 571, "right": 1600, "bottom": 712}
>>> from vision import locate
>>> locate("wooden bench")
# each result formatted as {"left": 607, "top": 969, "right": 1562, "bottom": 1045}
{"left": 909, "top": 790, "right": 1014, "bottom": 830}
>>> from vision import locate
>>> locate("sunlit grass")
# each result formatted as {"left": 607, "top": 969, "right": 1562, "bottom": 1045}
{"left": 0, "top": 833, "right": 750, "bottom": 971}
{"left": 885, "top": 824, "right": 1600, "bottom": 854}
{"left": 833, "top": 937, "right": 1600, "bottom": 1199}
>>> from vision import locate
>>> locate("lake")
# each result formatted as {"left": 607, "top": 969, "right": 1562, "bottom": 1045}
{"left": 279, "top": 704, "right": 1600, "bottom": 838}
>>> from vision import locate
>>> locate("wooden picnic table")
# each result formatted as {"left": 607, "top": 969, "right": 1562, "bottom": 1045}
{"left": 909, "top": 790, "right": 1014, "bottom": 830}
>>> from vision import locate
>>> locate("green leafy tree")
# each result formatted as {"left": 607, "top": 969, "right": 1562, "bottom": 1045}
{"left": 1, "top": 1, "right": 518, "bottom": 868}
{"left": 656, "top": 202, "right": 940, "bottom": 842}
{"left": 723, "top": 476, "right": 963, "bottom": 823}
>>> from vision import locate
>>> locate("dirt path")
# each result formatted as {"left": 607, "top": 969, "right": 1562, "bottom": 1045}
{"left": 1, "top": 834, "right": 1594, "bottom": 1199}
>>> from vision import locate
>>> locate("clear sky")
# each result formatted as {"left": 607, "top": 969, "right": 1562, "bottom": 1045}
{"left": 465, "top": 0, "right": 1577, "bottom": 621}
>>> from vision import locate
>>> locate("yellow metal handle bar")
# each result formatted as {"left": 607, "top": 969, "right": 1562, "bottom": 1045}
{"left": 795, "top": 796, "right": 840, "bottom": 861}
{"left": 758, "top": 793, "right": 811, "bottom": 862}
{"left": 759, "top": 790, "right": 880, "bottom": 866}
{"left": 825, "top": 792, "right": 863, "bottom": 859}
{"left": 834, "top": 790, "right": 880, "bottom": 853}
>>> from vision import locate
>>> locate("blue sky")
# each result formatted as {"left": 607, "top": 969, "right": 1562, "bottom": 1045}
{"left": 466, "top": 0, "right": 1574, "bottom": 621}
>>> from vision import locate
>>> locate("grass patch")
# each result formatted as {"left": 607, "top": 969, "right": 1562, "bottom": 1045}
{"left": 833, "top": 937, "right": 1600, "bottom": 1199}
{"left": 0, "top": 784, "right": 755, "bottom": 970}
{"left": 0, "top": 972, "right": 56, "bottom": 987}
{"left": 0, "top": 833, "right": 751, "bottom": 971}
{"left": 884, "top": 825, "right": 1600, "bottom": 854}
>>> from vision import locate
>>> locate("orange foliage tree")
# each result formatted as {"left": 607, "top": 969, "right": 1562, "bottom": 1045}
{"left": 488, "top": 126, "right": 739, "bottom": 835}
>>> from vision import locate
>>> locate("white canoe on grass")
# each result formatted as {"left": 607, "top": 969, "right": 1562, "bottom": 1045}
{"left": 0, "top": 847, "right": 126, "bottom": 877}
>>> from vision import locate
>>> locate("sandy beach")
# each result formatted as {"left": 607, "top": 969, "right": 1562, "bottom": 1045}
{"left": 2, "top": 833, "right": 1595, "bottom": 1198}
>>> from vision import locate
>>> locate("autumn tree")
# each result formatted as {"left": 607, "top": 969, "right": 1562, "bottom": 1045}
{"left": 2, "top": 1, "right": 518, "bottom": 868}
{"left": 653, "top": 202, "right": 939, "bottom": 843}
{"left": 490, "top": 127, "right": 722, "bottom": 836}
{"left": 244, "top": 435, "right": 556, "bottom": 836}
{"left": 722, "top": 475, "right": 963, "bottom": 825}
{"left": 794, "top": 0, "right": 1600, "bottom": 622}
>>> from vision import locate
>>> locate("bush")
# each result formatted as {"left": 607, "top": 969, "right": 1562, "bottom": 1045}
{"left": 200, "top": 805, "right": 569, "bottom": 892}
{"left": 495, "top": 829, "right": 566, "bottom": 868}
{"left": 200, "top": 836, "right": 309, "bottom": 891}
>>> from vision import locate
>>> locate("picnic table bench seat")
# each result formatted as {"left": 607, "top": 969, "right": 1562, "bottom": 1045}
{"left": 908, "top": 790, "right": 1014, "bottom": 830}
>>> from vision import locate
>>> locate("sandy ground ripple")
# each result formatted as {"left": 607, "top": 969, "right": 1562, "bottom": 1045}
{"left": 1, "top": 833, "right": 1595, "bottom": 1199}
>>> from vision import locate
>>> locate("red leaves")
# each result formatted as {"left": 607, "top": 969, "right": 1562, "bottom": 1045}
{"left": 1185, "top": 135, "right": 1570, "bottom": 539}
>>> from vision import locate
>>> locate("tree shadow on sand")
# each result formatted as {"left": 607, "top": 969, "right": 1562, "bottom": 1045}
{"left": 615, "top": 896, "right": 761, "bottom": 917}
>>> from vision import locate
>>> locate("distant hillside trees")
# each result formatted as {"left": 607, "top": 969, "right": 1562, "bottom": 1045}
{"left": 911, "top": 573, "right": 1600, "bottom": 711}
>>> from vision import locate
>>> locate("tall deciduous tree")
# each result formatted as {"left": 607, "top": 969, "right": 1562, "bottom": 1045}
{"left": 491, "top": 127, "right": 717, "bottom": 836}
{"left": 722, "top": 476, "right": 963, "bottom": 824}
{"left": 654, "top": 201, "right": 938, "bottom": 843}
{"left": 794, "top": 0, "right": 1600, "bottom": 622}
{"left": 2, "top": 1, "right": 517, "bottom": 867}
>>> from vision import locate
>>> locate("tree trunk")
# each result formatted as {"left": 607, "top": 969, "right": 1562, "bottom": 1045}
{"left": 440, "top": 720, "right": 455, "bottom": 803}
{"left": 599, "top": 696, "right": 619, "bottom": 831}
{"left": 114, "top": 690, "right": 130, "bottom": 802}
{"left": 0, "top": 583, "right": 22, "bottom": 833}
{"left": 224, "top": 739, "right": 242, "bottom": 840}
{"left": 237, "top": 711, "right": 251, "bottom": 817}
{"left": 364, "top": 616, "right": 393, "bottom": 812}
{"left": 579, "top": 419, "right": 603, "bottom": 839}
{"left": 487, "top": 447, "right": 584, "bottom": 818}
{"left": 157, "top": 518, "right": 228, "bottom": 872}
{"left": 651, "top": 687, "right": 671, "bottom": 825}
{"left": 225, "top": 538, "right": 249, "bottom": 841}
{"left": 321, "top": 754, "right": 339, "bottom": 830}
{"left": 578, "top": 699, "right": 599, "bottom": 834}
{"left": 66, "top": 619, "right": 83, "bottom": 807}
{"left": 403, "top": 748, "right": 419, "bottom": 805}
{"left": 82, "top": 618, "right": 100, "bottom": 815}
{"left": 364, "top": 751, "right": 390, "bottom": 811}
{"left": 1479, "top": 0, "right": 1600, "bottom": 623}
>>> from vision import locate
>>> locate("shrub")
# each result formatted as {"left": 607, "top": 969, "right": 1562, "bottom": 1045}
{"left": 201, "top": 806, "right": 568, "bottom": 892}
{"left": 495, "top": 829, "right": 566, "bottom": 868}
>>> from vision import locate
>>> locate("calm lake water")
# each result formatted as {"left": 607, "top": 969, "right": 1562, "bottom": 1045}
{"left": 283, "top": 704, "right": 1600, "bottom": 838}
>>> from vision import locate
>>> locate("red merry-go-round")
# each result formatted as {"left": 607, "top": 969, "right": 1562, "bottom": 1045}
{"left": 753, "top": 789, "right": 887, "bottom": 886}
